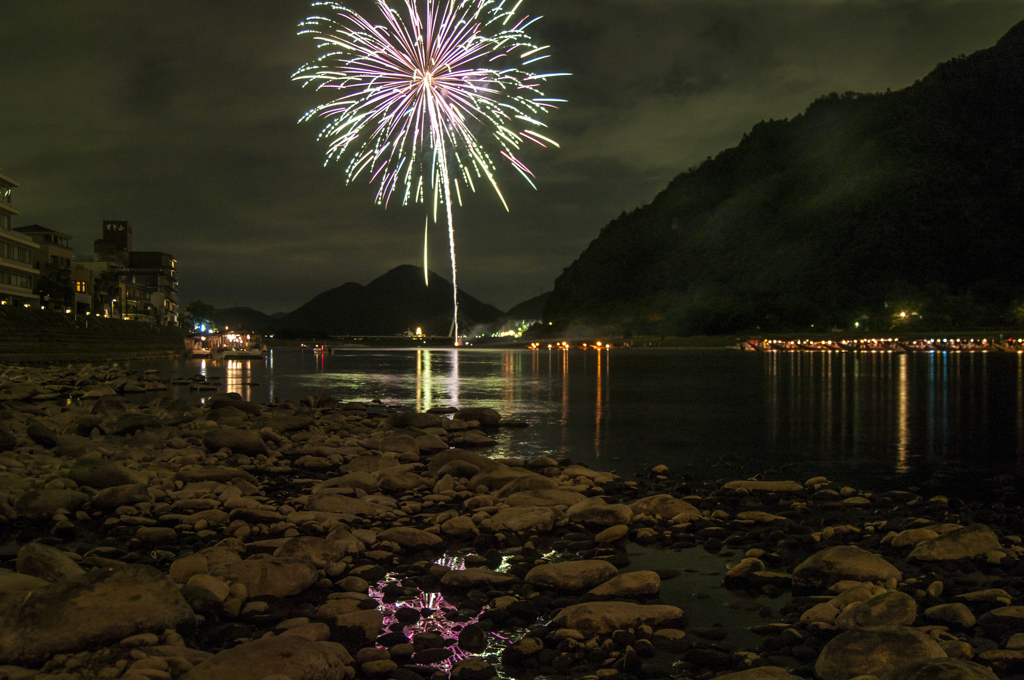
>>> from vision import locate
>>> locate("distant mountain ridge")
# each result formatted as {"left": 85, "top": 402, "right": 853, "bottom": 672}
{"left": 213, "top": 265, "right": 507, "bottom": 337}
{"left": 214, "top": 307, "right": 277, "bottom": 334}
{"left": 507, "top": 292, "right": 550, "bottom": 320}
{"left": 545, "top": 19, "right": 1024, "bottom": 334}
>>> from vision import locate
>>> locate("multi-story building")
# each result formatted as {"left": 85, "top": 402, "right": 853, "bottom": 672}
{"left": 94, "top": 219, "right": 132, "bottom": 258}
{"left": 125, "top": 251, "right": 178, "bottom": 325}
{"left": 90, "top": 220, "right": 178, "bottom": 325}
{"left": 0, "top": 167, "right": 40, "bottom": 306}
{"left": 14, "top": 224, "right": 76, "bottom": 310}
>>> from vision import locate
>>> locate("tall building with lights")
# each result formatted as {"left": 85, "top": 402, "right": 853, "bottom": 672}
{"left": 14, "top": 224, "right": 78, "bottom": 311}
{"left": 89, "top": 220, "right": 178, "bottom": 325}
{"left": 0, "top": 167, "right": 40, "bottom": 306}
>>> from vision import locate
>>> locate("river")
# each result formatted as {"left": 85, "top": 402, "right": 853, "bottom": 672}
{"left": 124, "top": 346, "right": 1024, "bottom": 499}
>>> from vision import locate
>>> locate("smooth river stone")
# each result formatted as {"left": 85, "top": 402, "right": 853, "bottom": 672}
{"left": 722, "top": 480, "right": 804, "bottom": 493}
{"left": 714, "top": 669, "right": 804, "bottom": 680}
{"left": 553, "top": 602, "right": 685, "bottom": 635}
{"left": 0, "top": 565, "right": 195, "bottom": 665}
{"left": 877, "top": 659, "right": 999, "bottom": 680}
{"left": 815, "top": 628, "right": 946, "bottom": 680}
{"left": 792, "top": 545, "right": 901, "bottom": 590}
{"left": 629, "top": 494, "right": 701, "bottom": 521}
{"left": 482, "top": 506, "right": 555, "bottom": 533}
{"left": 440, "top": 568, "right": 519, "bottom": 589}
{"left": 586, "top": 570, "right": 661, "bottom": 599}
{"left": 378, "top": 527, "right": 444, "bottom": 550}
{"left": 306, "top": 493, "right": 387, "bottom": 517}
{"left": 180, "top": 635, "right": 352, "bottom": 680}
{"left": 505, "top": 489, "right": 587, "bottom": 507}
{"left": 525, "top": 560, "right": 619, "bottom": 592}
{"left": 908, "top": 524, "right": 1002, "bottom": 561}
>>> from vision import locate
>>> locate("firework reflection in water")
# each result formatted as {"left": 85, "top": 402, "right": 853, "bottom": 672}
{"left": 368, "top": 556, "right": 512, "bottom": 671}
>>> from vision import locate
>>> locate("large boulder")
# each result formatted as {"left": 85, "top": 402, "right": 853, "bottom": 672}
{"left": 525, "top": 560, "right": 619, "bottom": 592}
{"left": 181, "top": 635, "right": 352, "bottom": 680}
{"left": 318, "top": 472, "right": 379, "bottom": 494}
{"left": 222, "top": 558, "right": 318, "bottom": 598}
{"left": 506, "top": 489, "right": 587, "bottom": 508}
{"left": 13, "top": 489, "right": 89, "bottom": 519}
{"left": 0, "top": 565, "right": 195, "bottom": 665}
{"left": 568, "top": 497, "right": 634, "bottom": 526}
{"left": 68, "top": 457, "right": 146, "bottom": 489}
{"left": 722, "top": 480, "right": 803, "bottom": 493}
{"left": 377, "top": 468, "right": 426, "bottom": 492}
{"left": 454, "top": 407, "right": 501, "bottom": 426}
{"left": 835, "top": 590, "right": 917, "bottom": 630}
{"left": 306, "top": 493, "right": 388, "bottom": 517}
{"left": 25, "top": 420, "right": 60, "bottom": 448}
{"left": 924, "top": 603, "right": 976, "bottom": 630}
{"left": 273, "top": 536, "right": 345, "bottom": 564}
{"left": 586, "top": 571, "right": 661, "bottom": 599}
{"left": 0, "top": 570, "right": 50, "bottom": 612}
{"left": 16, "top": 543, "right": 85, "bottom": 583}
{"left": 792, "top": 545, "right": 901, "bottom": 590}
{"left": 389, "top": 412, "right": 443, "bottom": 429}
{"left": 324, "top": 609, "right": 384, "bottom": 646}
{"left": 815, "top": 628, "right": 947, "bottom": 680}
{"left": 202, "top": 427, "right": 268, "bottom": 456}
{"left": 101, "top": 414, "right": 163, "bottom": 436}
{"left": 378, "top": 527, "right": 444, "bottom": 551}
{"left": 380, "top": 433, "right": 419, "bottom": 457}
{"left": 629, "top": 494, "right": 701, "bottom": 521}
{"left": 878, "top": 658, "right": 999, "bottom": 680}
{"left": 468, "top": 465, "right": 538, "bottom": 491}
{"left": 714, "top": 669, "right": 803, "bottom": 680}
{"left": 92, "top": 483, "right": 151, "bottom": 509}
{"left": 553, "top": 602, "right": 685, "bottom": 635}
{"left": 482, "top": 507, "right": 555, "bottom": 533}
{"left": 978, "top": 605, "right": 1024, "bottom": 638}
{"left": 428, "top": 449, "right": 498, "bottom": 476}
{"left": 440, "top": 568, "right": 519, "bottom": 589}
{"left": 891, "top": 528, "right": 940, "bottom": 549}
{"left": 908, "top": 524, "right": 1002, "bottom": 561}
{"left": 441, "top": 515, "right": 478, "bottom": 538}
{"left": 174, "top": 466, "right": 256, "bottom": 484}
{"left": 494, "top": 475, "right": 559, "bottom": 497}
{"left": 250, "top": 414, "right": 314, "bottom": 433}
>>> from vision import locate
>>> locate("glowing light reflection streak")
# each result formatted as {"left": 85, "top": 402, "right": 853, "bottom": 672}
{"left": 896, "top": 353, "right": 909, "bottom": 472}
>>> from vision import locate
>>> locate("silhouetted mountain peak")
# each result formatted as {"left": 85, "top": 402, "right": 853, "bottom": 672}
{"left": 996, "top": 17, "right": 1024, "bottom": 48}
{"left": 279, "top": 265, "right": 503, "bottom": 337}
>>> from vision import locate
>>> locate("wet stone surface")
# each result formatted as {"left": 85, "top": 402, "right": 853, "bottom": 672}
{"left": 2, "top": 363, "right": 1024, "bottom": 680}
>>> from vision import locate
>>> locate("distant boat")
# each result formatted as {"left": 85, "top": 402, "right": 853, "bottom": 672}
{"left": 216, "top": 331, "right": 268, "bottom": 359}
{"left": 185, "top": 331, "right": 267, "bottom": 359}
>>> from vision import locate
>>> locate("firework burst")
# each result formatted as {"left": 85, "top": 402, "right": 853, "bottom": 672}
{"left": 294, "top": 0, "right": 566, "bottom": 344}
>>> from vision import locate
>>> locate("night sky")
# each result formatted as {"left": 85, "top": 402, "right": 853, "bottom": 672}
{"left": 1, "top": 1, "right": 1021, "bottom": 315}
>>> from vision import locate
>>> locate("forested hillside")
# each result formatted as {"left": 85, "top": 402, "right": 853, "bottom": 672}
{"left": 546, "top": 20, "right": 1024, "bottom": 335}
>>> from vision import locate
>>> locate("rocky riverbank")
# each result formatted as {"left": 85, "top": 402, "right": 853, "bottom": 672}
{"left": 1, "top": 363, "right": 1023, "bottom": 680}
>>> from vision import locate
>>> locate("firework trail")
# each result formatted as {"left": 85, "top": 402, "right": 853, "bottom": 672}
{"left": 294, "top": 0, "right": 566, "bottom": 344}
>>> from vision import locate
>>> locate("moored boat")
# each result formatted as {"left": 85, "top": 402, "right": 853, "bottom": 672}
{"left": 185, "top": 331, "right": 267, "bottom": 359}
{"left": 215, "top": 331, "right": 268, "bottom": 359}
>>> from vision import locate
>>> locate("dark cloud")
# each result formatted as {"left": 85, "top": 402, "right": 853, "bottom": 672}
{"left": 1, "top": 0, "right": 1022, "bottom": 313}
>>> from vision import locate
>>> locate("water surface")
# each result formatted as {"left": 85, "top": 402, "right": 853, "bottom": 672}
{"left": 125, "top": 347, "right": 1024, "bottom": 496}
